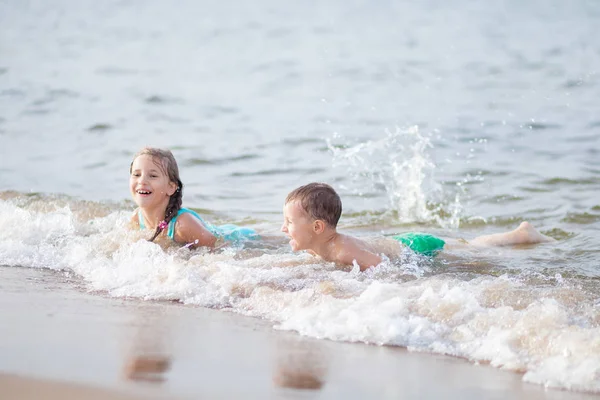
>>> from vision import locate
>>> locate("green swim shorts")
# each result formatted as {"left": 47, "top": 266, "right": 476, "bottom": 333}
{"left": 392, "top": 232, "right": 445, "bottom": 257}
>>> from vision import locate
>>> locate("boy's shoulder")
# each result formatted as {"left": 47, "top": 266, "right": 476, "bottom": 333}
{"left": 331, "top": 233, "right": 385, "bottom": 270}
{"left": 335, "top": 233, "right": 367, "bottom": 250}
{"left": 332, "top": 234, "right": 368, "bottom": 261}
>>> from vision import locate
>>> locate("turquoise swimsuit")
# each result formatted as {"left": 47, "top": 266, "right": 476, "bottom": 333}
{"left": 392, "top": 232, "right": 445, "bottom": 257}
{"left": 138, "top": 208, "right": 258, "bottom": 244}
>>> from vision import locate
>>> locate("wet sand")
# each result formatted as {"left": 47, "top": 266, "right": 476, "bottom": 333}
{"left": 0, "top": 373, "right": 161, "bottom": 400}
{"left": 0, "top": 266, "right": 596, "bottom": 400}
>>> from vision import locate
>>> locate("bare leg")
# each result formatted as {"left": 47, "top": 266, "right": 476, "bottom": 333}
{"left": 468, "top": 221, "right": 555, "bottom": 247}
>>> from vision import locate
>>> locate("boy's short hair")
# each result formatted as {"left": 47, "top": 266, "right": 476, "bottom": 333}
{"left": 285, "top": 183, "right": 342, "bottom": 227}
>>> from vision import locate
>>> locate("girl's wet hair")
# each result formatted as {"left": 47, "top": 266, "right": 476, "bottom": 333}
{"left": 285, "top": 182, "right": 342, "bottom": 227}
{"left": 130, "top": 147, "right": 183, "bottom": 242}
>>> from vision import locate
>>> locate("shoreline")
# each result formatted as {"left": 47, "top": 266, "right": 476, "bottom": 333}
{"left": 1, "top": 266, "right": 597, "bottom": 400}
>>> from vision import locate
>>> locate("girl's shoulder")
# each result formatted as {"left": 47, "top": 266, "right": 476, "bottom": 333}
{"left": 129, "top": 207, "right": 140, "bottom": 228}
{"left": 171, "top": 208, "right": 217, "bottom": 247}
{"left": 172, "top": 209, "right": 203, "bottom": 227}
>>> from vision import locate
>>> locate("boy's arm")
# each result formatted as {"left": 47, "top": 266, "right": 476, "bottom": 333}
{"left": 337, "top": 247, "right": 382, "bottom": 272}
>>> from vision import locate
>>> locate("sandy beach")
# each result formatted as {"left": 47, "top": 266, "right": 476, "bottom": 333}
{"left": 0, "top": 265, "right": 596, "bottom": 400}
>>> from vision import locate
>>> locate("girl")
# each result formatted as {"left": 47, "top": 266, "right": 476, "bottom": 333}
{"left": 129, "top": 147, "right": 257, "bottom": 248}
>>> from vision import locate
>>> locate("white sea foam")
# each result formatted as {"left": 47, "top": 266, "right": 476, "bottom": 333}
{"left": 1, "top": 199, "right": 599, "bottom": 393}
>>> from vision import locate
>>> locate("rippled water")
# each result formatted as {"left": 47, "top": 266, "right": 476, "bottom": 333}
{"left": 1, "top": 0, "right": 599, "bottom": 393}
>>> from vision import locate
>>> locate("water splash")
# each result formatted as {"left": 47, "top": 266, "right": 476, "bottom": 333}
{"left": 327, "top": 126, "right": 462, "bottom": 228}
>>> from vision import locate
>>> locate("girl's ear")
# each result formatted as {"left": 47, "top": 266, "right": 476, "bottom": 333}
{"left": 167, "top": 181, "right": 177, "bottom": 196}
{"left": 313, "top": 219, "right": 326, "bottom": 234}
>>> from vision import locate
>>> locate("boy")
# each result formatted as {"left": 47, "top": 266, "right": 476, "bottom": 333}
{"left": 281, "top": 182, "right": 554, "bottom": 271}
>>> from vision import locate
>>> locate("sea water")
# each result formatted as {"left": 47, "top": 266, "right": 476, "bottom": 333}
{"left": 1, "top": 0, "right": 599, "bottom": 393}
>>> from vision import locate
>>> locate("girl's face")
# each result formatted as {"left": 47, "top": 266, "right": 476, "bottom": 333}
{"left": 130, "top": 155, "right": 177, "bottom": 209}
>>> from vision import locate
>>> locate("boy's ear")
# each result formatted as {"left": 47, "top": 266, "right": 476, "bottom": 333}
{"left": 313, "top": 219, "right": 326, "bottom": 234}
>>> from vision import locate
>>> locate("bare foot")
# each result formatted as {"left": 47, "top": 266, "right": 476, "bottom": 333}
{"left": 513, "top": 221, "right": 555, "bottom": 244}
{"left": 469, "top": 221, "right": 555, "bottom": 247}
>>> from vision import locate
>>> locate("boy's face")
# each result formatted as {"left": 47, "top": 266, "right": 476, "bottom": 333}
{"left": 281, "top": 201, "right": 317, "bottom": 251}
{"left": 130, "top": 155, "right": 177, "bottom": 209}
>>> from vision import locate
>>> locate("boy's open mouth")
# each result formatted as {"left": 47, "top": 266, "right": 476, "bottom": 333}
{"left": 136, "top": 190, "right": 152, "bottom": 195}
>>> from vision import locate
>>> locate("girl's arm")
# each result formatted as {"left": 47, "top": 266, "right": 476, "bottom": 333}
{"left": 173, "top": 212, "right": 217, "bottom": 248}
